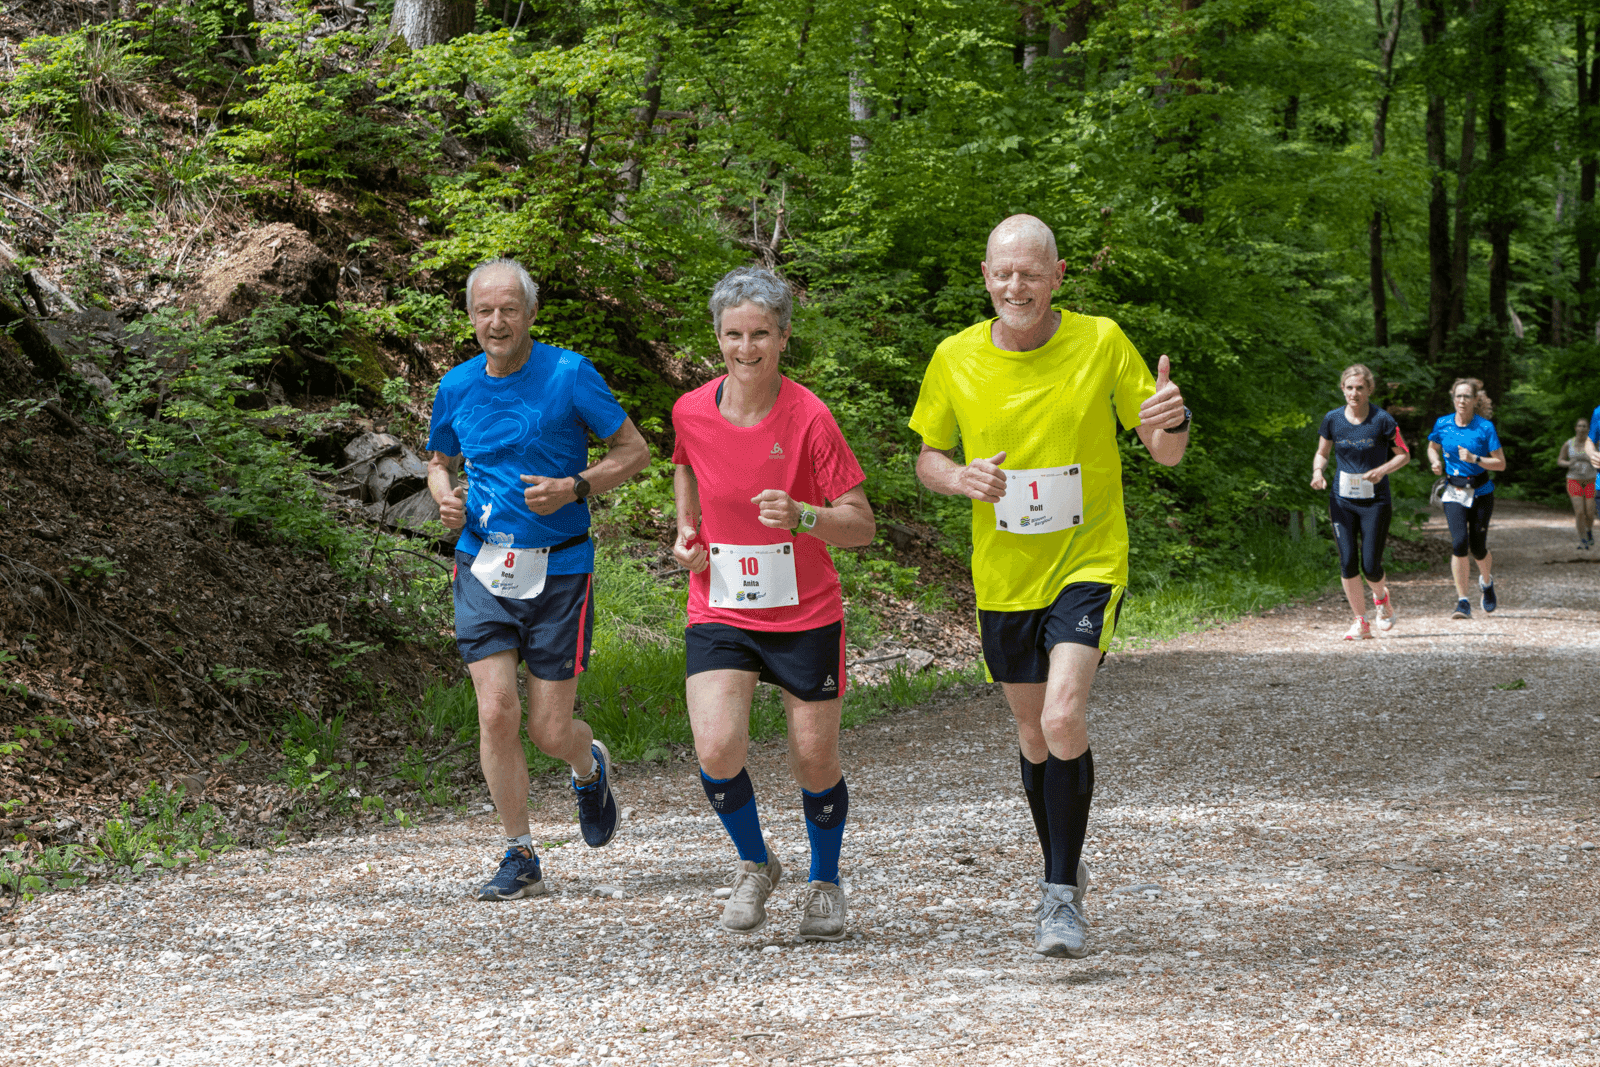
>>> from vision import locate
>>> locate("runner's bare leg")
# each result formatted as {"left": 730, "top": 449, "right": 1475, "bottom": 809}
{"left": 470, "top": 650, "right": 590, "bottom": 840}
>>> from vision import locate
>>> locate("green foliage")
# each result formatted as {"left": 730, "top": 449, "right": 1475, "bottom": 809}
{"left": 92, "top": 780, "right": 236, "bottom": 877}
{"left": 276, "top": 709, "right": 373, "bottom": 814}
{"left": 2, "top": 842, "right": 87, "bottom": 901}
{"left": 68, "top": 553, "right": 123, "bottom": 586}
{"left": 216, "top": 5, "right": 411, "bottom": 195}
{"left": 1115, "top": 522, "right": 1340, "bottom": 648}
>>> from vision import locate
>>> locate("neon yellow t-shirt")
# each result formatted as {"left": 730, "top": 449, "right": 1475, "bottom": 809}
{"left": 908, "top": 310, "right": 1156, "bottom": 611}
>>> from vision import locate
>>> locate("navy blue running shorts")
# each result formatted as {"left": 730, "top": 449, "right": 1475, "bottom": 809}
{"left": 452, "top": 551, "right": 594, "bottom": 680}
{"left": 977, "top": 582, "right": 1125, "bottom": 684}
{"left": 685, "top": 621, "right": 845, "bottom": 703}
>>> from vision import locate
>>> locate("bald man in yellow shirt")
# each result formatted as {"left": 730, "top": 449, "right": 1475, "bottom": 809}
{"left": 911, "top": 214, "right": 1191, "bottom": 959}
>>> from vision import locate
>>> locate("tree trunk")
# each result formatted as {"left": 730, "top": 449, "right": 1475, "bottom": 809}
{"left": 623, "top": 42, "right": 668, "bottom": 195}
{"left": 1479, "top": 0, "right": 1512, "bottom": 401}
{"left": 1022, "top": 7, "right": 1043, "bottom": 71}
{"left": 849, "top": 22, "right": 873, "bottom": 162}
{"left": 1368, "top": 0, "right": 1405, "bottom": 349}
{"left": 1046, "top": 1, "right": 1094, "bottom": 86}
{"left": 1549, "top": 185, "right": 1566, "bottom": 345}
{"left": 1577, "top": 17, "right": 1600, "bottom": 339}
{"left": 1158, "top": 0, "right": 1207, "bottom": 225}
{"left": 1418, "top": 0, "right": 1450, "bottom": 361}
{"left": 389, "top": 0, "right": 476, "bottom": 49}
{"left": 1448, "top": 91, "right": 1478, "bottom": 336}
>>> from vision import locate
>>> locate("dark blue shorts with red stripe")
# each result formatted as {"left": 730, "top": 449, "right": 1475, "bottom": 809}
{"left": 452, "top": 551, "right": 594, "bottom": 680}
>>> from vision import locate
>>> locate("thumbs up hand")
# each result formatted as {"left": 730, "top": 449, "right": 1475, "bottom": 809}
{"left": 436, "top": 485, "right": 467, "bottom": 530}
{"left": 1138, "top": 354, "right": 1187, "bottom": 430}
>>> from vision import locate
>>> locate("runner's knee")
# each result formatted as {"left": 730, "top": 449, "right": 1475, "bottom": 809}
{"left": 475, "top": 690, "right": 522, "bottom": 736}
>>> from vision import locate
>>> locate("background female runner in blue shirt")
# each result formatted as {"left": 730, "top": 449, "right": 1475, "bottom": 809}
{"left": 1427, "top": 378, "right": 1507, "bottom": 619}
{"left": 1310, "top": 364, "right": 1411, "bottom": 639}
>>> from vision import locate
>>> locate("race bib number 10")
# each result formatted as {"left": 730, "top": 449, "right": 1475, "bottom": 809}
{"left": 708, "top": 542, "right": 800, "bottom": 609}
{"left": 470, "top": 541, "right": 549, "bottom": 600}
{"left": 993, "top": 466, "right": 1085, "bottom": 535}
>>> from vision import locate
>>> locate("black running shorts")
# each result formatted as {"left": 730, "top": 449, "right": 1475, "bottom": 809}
{"left": 685, "top": 620, "right": 845, "bottom": 703}
{"left": 978, "top": 581, "right": 1125, "bottom": 684}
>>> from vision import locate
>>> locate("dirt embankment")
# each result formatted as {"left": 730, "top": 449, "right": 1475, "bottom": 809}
{"left": 0, "top": 410, "right": 458, "bottom": 853}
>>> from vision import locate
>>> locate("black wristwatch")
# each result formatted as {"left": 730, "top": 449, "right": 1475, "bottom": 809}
{"left": 1169, "top": 407, "right": 1192, "bottom": 434}
{"left": 572, "top": 474, "right": 592, "bottom": 500}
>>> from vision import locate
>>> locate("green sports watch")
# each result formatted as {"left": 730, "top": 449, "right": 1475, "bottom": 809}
{"left": 792, "top": 502, "right": 818, "bottom": 534}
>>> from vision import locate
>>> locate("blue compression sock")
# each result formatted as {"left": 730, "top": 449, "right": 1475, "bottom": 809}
{"left": 700, "top": 768, "right": 768, "bottom": 865}
{"left": 801, "top": 777, "right": 849, "bottom": 885}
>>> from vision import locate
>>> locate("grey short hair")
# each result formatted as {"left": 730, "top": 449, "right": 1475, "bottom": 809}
{"left": 708, "top": 266, "right": 793, "bottom": 334}
{"left": 466, "top": 258, "right": 539, "bottom": 313}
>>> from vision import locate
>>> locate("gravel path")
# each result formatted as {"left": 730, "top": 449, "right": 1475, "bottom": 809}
{"left": 4, "top": 501, "right": 1597, "bottom": 1066}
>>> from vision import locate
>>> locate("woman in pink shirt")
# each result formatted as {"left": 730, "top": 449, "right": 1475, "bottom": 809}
{"left": 671, "top": 266, "right": 877, "bottom": 942}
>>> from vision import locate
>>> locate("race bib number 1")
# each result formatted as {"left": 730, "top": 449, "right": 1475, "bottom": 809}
{"left": 1337, "top": 470, "right": 1376, "bottom": 500}
{"left": 708, "top": 542, "right": 800, "bottom": 609}
{"left": 993, "top": 466, "right": 1085, "bottom": 535}
{"left": 470, "top": 541, "right": 549, "bottom": 600}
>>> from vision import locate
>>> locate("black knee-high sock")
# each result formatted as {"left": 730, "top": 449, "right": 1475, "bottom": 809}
{"left": 1043, "top": 749, "right": 1094, "bottom": 888}
{"left": 1018, "top": 751, "right": 1052, "bottom": 882}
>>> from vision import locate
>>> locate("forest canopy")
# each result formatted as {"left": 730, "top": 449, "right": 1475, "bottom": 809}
{"left": 2, "top": 0, "right": 1597, "bottom": 587}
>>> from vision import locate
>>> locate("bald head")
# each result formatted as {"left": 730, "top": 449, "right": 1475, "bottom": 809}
{"left": 986, "top": 214, "right": 1058, "bottom": 262}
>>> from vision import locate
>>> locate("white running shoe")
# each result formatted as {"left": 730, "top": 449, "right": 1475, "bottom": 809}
{"left": 1343, "top": 617, "right": 1371, "bottom": 641}
{"left": 1372, "top": 597, "right": 1395, "bottom": 631}
{"left": 796, "top": 880, "right": 848, "bottom": 942}
{"left": 720, "top": 856, "right": 782, "bottom": 933}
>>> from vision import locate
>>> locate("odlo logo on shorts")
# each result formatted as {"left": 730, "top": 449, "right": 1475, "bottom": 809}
{"left": 823, "top": 675, "right": 837, "bottom": 689}
{"left": 1076, "top": 615, "right": 1095, "bottom": 634}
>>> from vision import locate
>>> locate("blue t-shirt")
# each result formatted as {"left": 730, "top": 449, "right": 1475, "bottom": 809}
{"left": 1319, "top": 405, "right": 1406, "bottom": 504}
{"left": 1589, "top": 404, "right": 1600, "bottom": 490}
{"left": 1427, "top": 414, "right": 1501, "bottom": 495}
{"left": 427, "top": 342, "right": 628, "bottom": 573}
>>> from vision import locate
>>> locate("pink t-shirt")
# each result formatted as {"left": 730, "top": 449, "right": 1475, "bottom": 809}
{"left": 671, "top": 376, "right": 866, "bottom": 632}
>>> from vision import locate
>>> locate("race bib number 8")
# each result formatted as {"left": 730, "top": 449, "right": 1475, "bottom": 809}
{"left": 470, "top": 541, "right": 549, "bottom": 600}
{"left": 1441, "top": 484, "right": 1476, "bottom": 508}
{"left": 993, "top": 466, "right": 1084, "bottom": 535}
{"left": 1338, "top": 470, "right": 1376, "bottom": 500}
{"left": 708, "top": 542, "right": 800, "bottom": 609}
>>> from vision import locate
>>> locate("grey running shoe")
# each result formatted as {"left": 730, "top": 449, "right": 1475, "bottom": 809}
{"left": 1033, "top": 859, "right": 1090, "bottom": 958}
{"left": 796, "top": 880, "right": 848, "bottom": 942}
{"left": 1034, "top": 884, "right": 1089, "bottom": 958}
{"left": 720, "top": 855, "right": 782, "bottom": 933}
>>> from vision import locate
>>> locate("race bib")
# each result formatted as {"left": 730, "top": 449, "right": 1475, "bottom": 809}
{"left": 993, "top": 466, "right": 1085, "bottom": 535}
{"left": 707, "top": 542, "right": 800, "bottom": 609}
{"left": 1338, "top": 470, "right": 1376, "bottom": 500}
{"left": 469, "top": 541, "right": 549, "bottom": 600}
{"left": 1441, "top": 484, "right": 1476, "bottom": 508}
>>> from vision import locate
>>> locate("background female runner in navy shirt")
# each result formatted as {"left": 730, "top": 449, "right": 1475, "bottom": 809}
{"left": 1310, "top": 364, "right": 1410, "bottom": 640}
{"left": 1427, "top": 377, "right": 1507, "bottom": 619}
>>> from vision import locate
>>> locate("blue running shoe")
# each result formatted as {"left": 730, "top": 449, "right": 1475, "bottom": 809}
{"left": 1450, "top": 598, "right": 1471, "bottom": 620}
{"left": 1480, "top": 581, "right": 1497, "bottom": 613}
{"left": 477, "top": 848, "right": 547, "bottom": 901}
{"left": 574, "top": 740, "right": 618, "bottom": 848}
